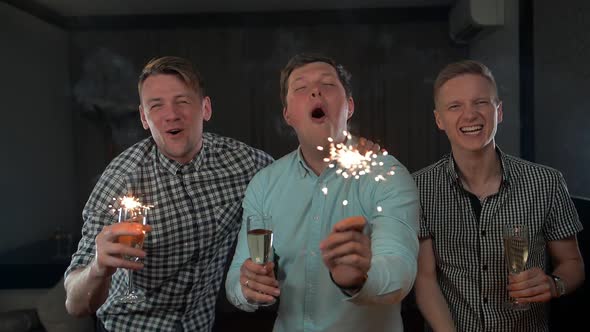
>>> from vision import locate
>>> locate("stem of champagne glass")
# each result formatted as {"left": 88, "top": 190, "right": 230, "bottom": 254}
{"left": 128, "top": 269, "right": 134, "bottom": 294}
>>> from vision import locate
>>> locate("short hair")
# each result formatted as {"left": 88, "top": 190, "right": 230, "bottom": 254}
{"left": 138, "top": 56, "right": 205, "bottom": 98}
{"left": 433, "top": 60, "right": 499, "bottom": 105}
{"left": 280, "top": 53, "right": 352, "bottom": 107}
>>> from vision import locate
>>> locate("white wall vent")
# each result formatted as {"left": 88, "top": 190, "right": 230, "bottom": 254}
{"left": 449, "top": 0, "right": 505, "bottom": 44}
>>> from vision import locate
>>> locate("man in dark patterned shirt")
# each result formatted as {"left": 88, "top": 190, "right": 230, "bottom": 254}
{"left": 64, "top": 56, "right": 273, "bottom": 331}
{"left": 413, "top": 60, "right": 584, "bottom": 331}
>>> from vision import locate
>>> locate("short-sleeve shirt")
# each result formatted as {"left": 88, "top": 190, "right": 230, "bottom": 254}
{"left": 413, "top": 147, "right": 583, "bottom": 332}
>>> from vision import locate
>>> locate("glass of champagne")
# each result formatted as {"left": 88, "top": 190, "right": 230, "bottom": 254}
{"left": 246, "top": 214, "right": 276, "bottom": 306}
{"left": 115, "top": 206, "right": 148, "bottom": 304}
{"left": 503, "top": 224, "right": 530, "bottom": 311}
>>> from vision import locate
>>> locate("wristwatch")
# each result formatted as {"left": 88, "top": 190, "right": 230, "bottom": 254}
{"left": 551, "top": 274, "right": 566, "bottom": 297}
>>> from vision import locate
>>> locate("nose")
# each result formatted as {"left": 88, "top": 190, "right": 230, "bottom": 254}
{"left": 463, "top": 104, "right": 478, "bottom": 119}
{"left": 311, "top": 90, "right": 322, "bottom": 98}
{"left": 163, "top": 103, "right": 181, "bottom": 121}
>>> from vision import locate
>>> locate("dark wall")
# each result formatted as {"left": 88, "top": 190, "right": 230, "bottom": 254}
{"left": 534, "top": 1, "right": 590, "bottom": 198}
{"left": 0, "top": 3, "right": 77, "bottom": 254}
{"left": 68, "top": 9, "right": 464, "bottom": 204}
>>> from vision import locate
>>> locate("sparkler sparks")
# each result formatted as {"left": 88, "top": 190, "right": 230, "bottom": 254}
{"left": 108, "top": 196, "right": 152, "bottom": 214}
{"left": 317, "top": 131, "right": 396, "bottom": 182}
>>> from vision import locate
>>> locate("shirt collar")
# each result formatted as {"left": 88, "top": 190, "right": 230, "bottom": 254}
{"left": 294, "top": 146, "right": 337, "bottom": 179}
{"left": 446, "top": 145, "right": 511, "bottom": 187}
{"left": 156, "top": 135, "right": 209, "bottom": 176}
{"left": 296, "top": 147, "right": 314, "bottom": 178}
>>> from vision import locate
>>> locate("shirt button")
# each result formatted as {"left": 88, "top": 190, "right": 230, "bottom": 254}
{"left": 483, "top": 297, "right": 488, "bottom": 304}
{"left": 313, "top": 216, "right": 319, "bottom": 221}
{"left": 482, "top": 264, "right": 488, "bottom": 271}
{"left": 481, "top": 230, "right": 486, "bottom": 237}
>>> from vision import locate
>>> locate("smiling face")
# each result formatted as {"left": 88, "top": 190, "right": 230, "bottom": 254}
{"left": 139, "top": 73, "right": 211, "bottom": 164}
{"left": 283, "top": 61, "right": 354, "bottom": 150}
{"left": 434, "top": 73, "right": 502, "bottom": 154}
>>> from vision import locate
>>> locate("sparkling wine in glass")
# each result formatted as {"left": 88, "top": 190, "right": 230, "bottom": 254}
{"left": 503, "top": 224, "right": 530, "bottom": 311}
{"left": 246, "top": 215, "right": 276, "bottom": 306}
{"left": 115, "top": 206, "right": 148, "bottom": 304}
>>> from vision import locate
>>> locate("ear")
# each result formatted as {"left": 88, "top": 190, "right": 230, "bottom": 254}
{"left": 283, "top": 106, "right": 292, "bottom": 126}
{"left": 347, "top": 97, "right": 355, "bottom": 119}
{"left": 139, "top": 105, "right": 149, "bottom": 130}
{"left": 496, "top": 101, "right": 503, "bottom": 124}
{"left": 202, "top": 96, "right": 212, "bottom": 122}
{"left": 433, "top": 109, "right": 445, "bottom": 131}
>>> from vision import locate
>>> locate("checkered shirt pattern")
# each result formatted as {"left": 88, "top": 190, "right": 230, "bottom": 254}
{"left": 413, "top": 147, "right": 583, "bottom": 332}
{"left": 65, "top": 132, "right": 273, "bottom": 332}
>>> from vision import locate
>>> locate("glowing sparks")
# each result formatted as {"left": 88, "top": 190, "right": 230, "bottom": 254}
{"left": 108, "top": 196, "right": 152, "bottom": 214}
{"left": 324, "top": 136, "right": 395, "bottom": 183}
{"left": 377, "top": 206, "right": 383, "bottom": 212}
{"left": 322, "top": 187, "right": 328, "bottom": 195}
{"left": 342, "top": 200, "right": 349, "bottom": 206}
{"left": 121, "top": 196, "right": 142, "bottom": 209}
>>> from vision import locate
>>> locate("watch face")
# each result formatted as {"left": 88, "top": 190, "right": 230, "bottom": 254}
{"left": 553, "top": 276, "right": 566, "bottom": 296}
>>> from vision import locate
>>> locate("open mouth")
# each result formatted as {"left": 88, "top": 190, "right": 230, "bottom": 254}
{"left": 167, "top": 128, "right": 183, "bottom": 136}
{"left": 460, "top": 125, "right": 483, "bottom": 135}
{"left": 311, "top": 107, "right": 326, "bottom": 119}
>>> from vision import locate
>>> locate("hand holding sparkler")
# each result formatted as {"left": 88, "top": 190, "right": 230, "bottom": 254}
{"left": 92, "top": 222, "right": 153, "bottom": 278}
{"left": 320, "top": 216, "right": 372, "bottom": 292}
{"left": 92, "top": 197, "right": 152, "bottom": 279}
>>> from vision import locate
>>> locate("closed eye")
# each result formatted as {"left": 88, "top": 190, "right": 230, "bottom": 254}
{"left": 150, "top": 103, "right": 163, "bottom": 110}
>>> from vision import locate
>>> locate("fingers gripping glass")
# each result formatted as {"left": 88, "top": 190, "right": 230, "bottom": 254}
{"left": 503, "top": 224, "right": 530, "bottom": 311}
{"left": 246, "top": 215, "right": 276, "bottom": 306}
{"left": 115, "top": 207, "right": 148, "bottom": 304}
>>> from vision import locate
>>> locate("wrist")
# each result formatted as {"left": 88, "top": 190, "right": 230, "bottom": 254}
{"left": 329, "top": 272, "right": 368, "bottom": 293}
{"left": 551, "top": 274, "right": 566, "bottom": 298}
{"left": 89, "top": 257, "right": 112, "bottom": 279}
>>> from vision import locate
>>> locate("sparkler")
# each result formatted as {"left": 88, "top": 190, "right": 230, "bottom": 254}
{"left": 317, "top": 131, "right": 396, "bottom": 209}
{"left": 318, "top": 131, "right": 396, "bottom": 182}
{"left": 108, "top": 196, "right": 152, "bottom": 214}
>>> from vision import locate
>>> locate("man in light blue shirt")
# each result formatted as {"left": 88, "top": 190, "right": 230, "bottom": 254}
{"left": 225, "top": 54, "right": 420, "bottom": 331}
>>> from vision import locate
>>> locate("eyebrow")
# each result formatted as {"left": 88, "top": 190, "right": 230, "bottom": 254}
{"left": 291, "top": 72, "right": 336, "bottom": 84}
{"left": 146, "top": 97, "right": 162, "bottom": 104}
{"left": 146, "top": 94, "right": 191, "bottom": 104}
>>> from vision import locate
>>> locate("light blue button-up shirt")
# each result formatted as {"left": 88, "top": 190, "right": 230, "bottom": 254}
{"left": 226, "top": 148, "right": 419, "bottom": 332}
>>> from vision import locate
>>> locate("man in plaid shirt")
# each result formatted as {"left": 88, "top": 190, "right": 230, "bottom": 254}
{"left": 64, "top": 56, "right": 273, "bottom": 331}
{"left": 413, "top": 60, "right": 584, "bottom": 331}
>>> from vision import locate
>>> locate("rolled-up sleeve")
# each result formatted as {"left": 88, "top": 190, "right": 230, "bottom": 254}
{"left": 225, "top": 171, "right": 266, "bottom": 312}
{"left": 347, "top": 160, "right": 420, "bottom": 305}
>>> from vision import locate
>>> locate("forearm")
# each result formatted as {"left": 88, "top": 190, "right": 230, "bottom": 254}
{"left": 415, "top": 276, "right": 455, "bottom": 332}
{"left": 552, "top": 257, "right": 585, "bottom": 295}
{"left": 348, "top": 254, "right": 416, "bottom": 305}
{"left": 64, "top": 259, "right": 111, "bottom": 317}
{"left": 225, "top": 267, "right": 257, "bottom": 312}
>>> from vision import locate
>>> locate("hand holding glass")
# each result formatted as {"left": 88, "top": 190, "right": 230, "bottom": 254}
{"left": 246, "top": 215, "right": 276, "bottom": 306}
{"left": 503, "top": 224, "right": 530, "bottom": 311}
{"left": 115, "top": 206, "right": 148, "bottom": 304}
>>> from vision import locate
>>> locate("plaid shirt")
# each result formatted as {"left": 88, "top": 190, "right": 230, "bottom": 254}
{"left": 66, "top": 132, "right": 273, "bottom": 332}
{"left": 413, "top": 147, "right": 583, "bottom": 332}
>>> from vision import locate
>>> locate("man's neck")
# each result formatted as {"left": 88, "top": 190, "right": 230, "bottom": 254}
{"left": 299, "top": 144, "right": 330, "bottom": 176}
{"left": 452, "top": 143, "right": 502, "bottom": 199}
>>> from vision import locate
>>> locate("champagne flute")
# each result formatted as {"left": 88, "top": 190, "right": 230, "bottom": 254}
{"left": 246, "top": 214, "right": 276, "bottom": 306}
{"left": 503, "top": 224, "right": 530, "bottom": 311}
{"left": 115, "top": 206, "right": 148, "bottom": 304}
